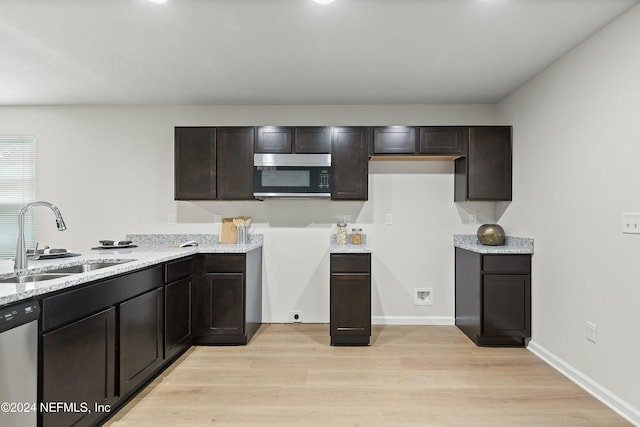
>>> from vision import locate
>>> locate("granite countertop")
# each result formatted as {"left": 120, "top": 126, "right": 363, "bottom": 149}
{"left": 453, "top": 234, "right": 534, "bottom": 254}
{"left": 329, "top": 233, "right": 372, "bottom": 254}
{"left": 0, "top": 234, "right": 263, "bottom": 307}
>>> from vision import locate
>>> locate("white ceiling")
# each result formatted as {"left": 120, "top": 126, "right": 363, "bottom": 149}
{"left": 1, "top": 0, "right": 638, "bottom": 106}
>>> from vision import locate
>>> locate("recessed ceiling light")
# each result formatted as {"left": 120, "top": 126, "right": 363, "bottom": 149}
{"left": 313, "top": 0, "right": 335, "bottom": 4}
{"left": 147, "top": 0, "right": 168, "bottom": 4}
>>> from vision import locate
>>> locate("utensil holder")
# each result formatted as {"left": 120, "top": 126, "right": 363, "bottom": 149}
{"left": 236, "top": 226, "right": 248, "bottom": 245}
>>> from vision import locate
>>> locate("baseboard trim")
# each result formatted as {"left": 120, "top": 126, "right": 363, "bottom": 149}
{"left": 371, "top": 316, "right": 455, "bottom": 326}
{"left": 528, "top": 340, "right": 640, "bottom": 426}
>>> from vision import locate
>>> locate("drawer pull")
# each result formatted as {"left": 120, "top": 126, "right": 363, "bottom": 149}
{"left": 337, "top": 327, "right": 365, "bottom": 331}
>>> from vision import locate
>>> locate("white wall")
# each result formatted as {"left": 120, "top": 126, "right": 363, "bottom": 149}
{"left": 496, "top": 4, "right": 640, "bottom": 423}
{"left": 0, "top": 104, "right": 498, "bottom": 324}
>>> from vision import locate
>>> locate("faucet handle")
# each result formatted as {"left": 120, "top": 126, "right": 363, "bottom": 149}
{"left": 32, "top": 242, "right": 40, "bottom": 260}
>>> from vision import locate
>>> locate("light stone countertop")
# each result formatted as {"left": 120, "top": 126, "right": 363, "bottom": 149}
{"left": 453, "top": 234, "right": 534, "bottom": 254}
{"left": 0, "top": 234, "right": 263, "bottom": 307}
{"left": 329, "top": 234, "right": 372, "bottom": 254}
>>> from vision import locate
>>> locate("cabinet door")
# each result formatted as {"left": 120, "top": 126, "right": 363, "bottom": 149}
{"left": 331, "top": 126, "right": 369, "bottom": 201}
{"left": 217, "top": 127, "right": 255, "bottom": 200}
{"left": 373, "top": 126, "right": 416, "bottom": 154}
{"left": 200, "top": 273, "right": 244, "bottom": 335}
{"left": 419, "top": 126, "right": 463, "bottom": 155}
{"left": 483, "top": 274, "right": 531, "bottom": 337}
{"left": 42, "top": 307, "right": 116, "bottom": 427}
{"left": 330, "top": 273, "right": 371, "bottom": 336}
{"left": 165, "top": 277, "right": 192, "bottom": 359}
{"left": 294, "top": 126, "right": 331, "bottom": 153}
{"left": 459, "top": 126, "right": 512, "bottom": 201}
{"left": 119, "top": 288, "right": 163, "bottom": 397}
{"left": 175, "top": 127, "right": 216, "bottom": 200}
{"left": 256, "top": 126, "right": 292, "bottom": 153}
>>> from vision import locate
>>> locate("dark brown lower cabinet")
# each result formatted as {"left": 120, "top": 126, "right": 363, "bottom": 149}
{"left": 455, "top": 247, "right": 531, "bottom": 346}
{"left": 193, "top": 248, "right": 263, "bottom": 345}
{"left": 165, "top": 276, "right": 192, "bottom": 359}
{"left": 202, "top": 272, "right": 245, "bottom": 336}
{"left": 119, "top": 288, "right": 163, "bottom": 397}
{"left": 40, "top": 266, "right": 164, "bottom": 427}
{"left": 164, "top": 256, "right": 193, "bottom": 360}
{"left": 330, "top": 253, "right": 371, "bottom": 346}
{"left": 42, "top": 307, "right": 116, "bottom": 427}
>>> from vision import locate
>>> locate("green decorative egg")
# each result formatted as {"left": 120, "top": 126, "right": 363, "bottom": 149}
{"left": 477, "top": 224, "right": 506, "bottom": 246}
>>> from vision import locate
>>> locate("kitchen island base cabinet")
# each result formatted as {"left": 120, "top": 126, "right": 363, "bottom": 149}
{"left": 40, "top": 265, "right": 164, "bottom": 427}
{"left": 42, "top": 308, "right": 116, "bottom": 427}
{"left": 455, "top": 248, "right": 531, "bottom": 347}
{"left": 193, "top": 248, "right": 262, "bottom": 345}
{"left": 330, "top": 254, "right": 371, "bottom": 346}
{"left": 119, "top": 288, "right": 163, "bottom": 397}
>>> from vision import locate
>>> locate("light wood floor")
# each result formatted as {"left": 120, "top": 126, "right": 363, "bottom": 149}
{"left": 105, "top": 324, "right": 629, "bottom": 427}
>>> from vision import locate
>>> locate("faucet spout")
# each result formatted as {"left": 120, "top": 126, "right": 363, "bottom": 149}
{"left": 14, "top": 201, "right": 67, "bottom": 273}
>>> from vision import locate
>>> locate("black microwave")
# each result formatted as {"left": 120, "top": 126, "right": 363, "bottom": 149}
{"left": 253, "top": 154, "right": 331, "bottom": 199}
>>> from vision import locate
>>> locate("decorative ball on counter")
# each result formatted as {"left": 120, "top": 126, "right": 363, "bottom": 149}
{"left": 477, "top": 224, "right": 506, "bottom": 246}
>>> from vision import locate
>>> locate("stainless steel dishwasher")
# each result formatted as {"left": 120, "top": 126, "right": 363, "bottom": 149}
{"left": 0, "top": 300, "right": 40, "bottom": 427}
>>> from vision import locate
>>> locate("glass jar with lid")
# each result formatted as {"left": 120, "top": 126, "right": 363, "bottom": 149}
{"left": 336, "top": 223, "right": 347, "bottom": 245}
{"left": 351, "top": 228, "right": 363, "bottom": 245}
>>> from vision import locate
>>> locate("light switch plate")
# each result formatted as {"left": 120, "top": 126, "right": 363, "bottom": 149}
{"left": 622, "top": 213, "right": 640, "bottom": 234}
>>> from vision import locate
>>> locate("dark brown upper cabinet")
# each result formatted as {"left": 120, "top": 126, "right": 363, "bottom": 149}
{"left": 331, "top": 126, "right": 370, "bottom": 201}
{"left": 256, "top": 126, "right": 292, "bottom": 153}
{"left": 455, "top": 126, "right": 512, "bottom": 201}
{"left": 419, "top": 126, "right": 463, "bottom": 155}
{"left": 175, "top": 127, "right": 216, "bottom": 200}
{"left": 256, "top": 126, "right": 331, "bottom": 154}
{"left": 372, "top": 126, "right": 417, "bottom": 154}
{"left": 216, "top": 127, "right": 255, "bottom": 200}
{"left": 294, "top": 127, "right": 331, "bottom": 153}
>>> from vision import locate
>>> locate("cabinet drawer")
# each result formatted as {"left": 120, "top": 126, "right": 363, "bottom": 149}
{"left": 205, "top": 254, "right": 245, "bottom": 273}
{"left": 330, "top": 254, "right": 371, "bottom": 273}
{"left": 165, "top": 257, "right": 193, "bottom": 283}
{"left": 482, "top": 255, "right": 531, "bottom": 274}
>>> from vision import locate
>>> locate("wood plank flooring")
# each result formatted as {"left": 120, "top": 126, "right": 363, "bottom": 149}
{"left": 105, "top": 324, "right": 629, "bottom": 427}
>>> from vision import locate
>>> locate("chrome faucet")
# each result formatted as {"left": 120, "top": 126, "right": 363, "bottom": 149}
{"left": 14, "top": 201, "right": 67, "bottom": 273}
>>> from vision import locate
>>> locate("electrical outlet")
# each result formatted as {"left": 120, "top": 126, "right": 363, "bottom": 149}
{"left": 469, "top": 213, "right": 477, "bottom": 224}
{"left": 414, "top": 288, "right": 433, "bottom": 306}
{"left": 290, "top": 311, "right": 303, "bottom": 323}
{"left": 586, "top": 321, "right": 597, "bottom": 343}
{"left": 214, "top": 214, "right": 222, "bottom": 224}
{"left": 385, "top": 213, "right": 393, "bottom": 225}
{"left": 168, "top": 214, "right": 176, "bottom": 225}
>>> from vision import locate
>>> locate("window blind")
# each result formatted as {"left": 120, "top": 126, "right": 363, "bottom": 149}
{"left": 0, "top": 136, "right": 36, "bottom": 260}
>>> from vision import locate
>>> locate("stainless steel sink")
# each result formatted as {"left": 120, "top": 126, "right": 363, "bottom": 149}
{"left": 0, "top": 273, "right": 70, "bottom": 284}
{"left": 45, "top": 261, "right": 129, "bottom": 274}
{"left": 0, "top": 260, "right": 133, "bottom": 284}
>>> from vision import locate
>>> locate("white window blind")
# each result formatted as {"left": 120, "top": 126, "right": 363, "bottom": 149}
{"left": 0, "top": 136, "right": 36, "bottom": 260}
